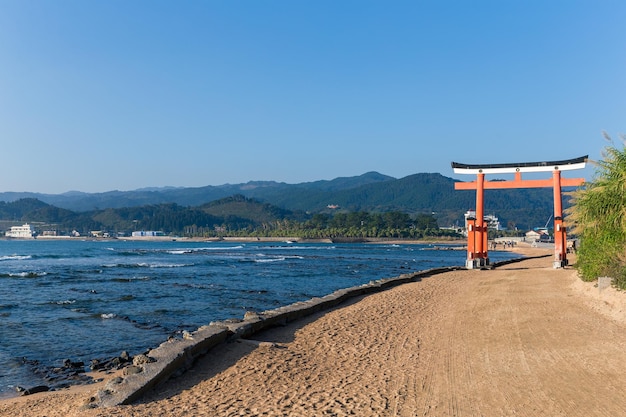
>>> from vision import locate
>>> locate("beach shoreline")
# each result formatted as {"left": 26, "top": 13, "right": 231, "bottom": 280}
{"left": 2, "top": 244, "right": 625, "bottom": 416}
{"left": 0, "top": 245, "right": 538, "bottom": 404}
{"left": 26, "top": 235, "right": 468, "bottom": 245}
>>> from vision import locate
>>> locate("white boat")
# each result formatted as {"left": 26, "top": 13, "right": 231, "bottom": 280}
{"left": 5, "top": 223, "right": 36, "bottom": 238}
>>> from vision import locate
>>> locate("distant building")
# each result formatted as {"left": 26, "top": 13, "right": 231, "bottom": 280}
{"left": 5, "top": 224, "right": 36, "bottom": 239}
{"left": 463, "top": 210, "right": 503, "bottom": 231}
{"left": 132, "top": 231, "right": 165, "bottom": 237}
{"left": 525, "top": 230, "right": 550, "bottom": 242}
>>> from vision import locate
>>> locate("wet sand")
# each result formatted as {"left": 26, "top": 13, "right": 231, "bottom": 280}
{"left": 1, "top": 246, "right": 625, "bottom": 416}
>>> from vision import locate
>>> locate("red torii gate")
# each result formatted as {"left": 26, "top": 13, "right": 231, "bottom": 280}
{"left": 451, "top": 156, "right": 587, "bottom": 269}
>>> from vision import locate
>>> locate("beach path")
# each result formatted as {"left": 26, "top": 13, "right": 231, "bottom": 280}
{"left": 1, "top": 253, "right": 625, "bottom": 416}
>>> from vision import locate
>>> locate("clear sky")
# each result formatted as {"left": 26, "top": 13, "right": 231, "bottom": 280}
{"left": 0, "top": 1, "right": 624, "bottom": 193}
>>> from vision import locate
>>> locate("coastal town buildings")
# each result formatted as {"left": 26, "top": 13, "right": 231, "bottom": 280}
{"left": 5, "top": 223, "right": 36, "bottom": 238}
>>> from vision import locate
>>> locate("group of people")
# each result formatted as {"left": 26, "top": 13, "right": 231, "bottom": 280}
{"left": 490, "top": 240, "right": 517, "bottom": 250}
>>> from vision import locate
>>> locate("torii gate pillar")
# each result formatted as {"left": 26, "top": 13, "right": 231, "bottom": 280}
{"left": 452, "top": 156, "right": 587, "bottom": 270}
{"left": 464, "top": 173, "right": 489, "bottom": 269}
{"left": 552, "top": 170, "right": 567, "bottom": 269}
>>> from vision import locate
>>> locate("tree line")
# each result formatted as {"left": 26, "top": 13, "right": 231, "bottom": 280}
{"left": 0, "top": 197, "right": 459, "bottom": 240}
{"left": 216, "top": 211, "right": 455, "bottom": 240}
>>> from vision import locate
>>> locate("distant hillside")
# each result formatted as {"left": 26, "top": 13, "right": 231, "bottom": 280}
{"left": 0, "top": 196, "right": 303, "bottom": 236}
{"left": 0, "top": 172, "right": 394, "bottom": 212}
{"left": 200, "top": 195, "right": 306, "bottom": 224}
{"left": 0, "top": 171, "right": 576, "bottom": 230}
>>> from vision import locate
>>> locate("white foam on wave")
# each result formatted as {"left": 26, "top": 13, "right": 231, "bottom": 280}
{"left": 148, "top": 263, "right": 191, "bottom": 268}
{"left": 168, "top": 245, "right": 245, "bottom": 254}
{"left": 101, "top": 313, "right": 116, "bottom": 319}
{"left": 255, "top": 253, "right": 303, "bottom": 261}
{"left": 167, "top": 250, "right": 192, "bottom": 255}
{"left": 136, "top": 262, "right": 191, "bottom": 268}
{"left": 9, "top": 271, "right": 47, "bottom": 278}
{"left": 102, "top": 262, "right": 190, "bottom": 269}
{"left": 258, "top": 245, "right": 335, "bottom": 251}
{"left": 0, "top": 255, "right": 32, "bottom": 261}
{"left": 255, "top": 257, "right": 286, "bottom": 263}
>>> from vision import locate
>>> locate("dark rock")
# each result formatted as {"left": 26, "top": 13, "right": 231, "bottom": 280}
{"left": 20, "top": 357, "right": 39, "bottom": 367}
{"left": 21, "top": 385, "right": 50, "bottom": 396}
{"left": 109, "top": 357, "right": 122, "bottom": 369}
{"left": 89, "top": 352, "right": 136, "bottom": 373}
{"left": 90, "top": 359, "right": 104, "bottom": 371}
{"left": 63, "top": 359, "right": 85, "bottom": 369}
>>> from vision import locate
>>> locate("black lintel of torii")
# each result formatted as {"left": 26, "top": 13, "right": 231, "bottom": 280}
{"left": 451, "top": 155, "right": 588, "bottom": 173}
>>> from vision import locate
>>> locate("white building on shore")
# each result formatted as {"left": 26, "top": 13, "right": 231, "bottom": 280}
{"left": 463, "top": 210, "right": 503, "bottom": 231}
{"left": 131, "top": 231, "right": 165, "bottom": 237}
{"left": 5, "top": 223, "right": 36, "bottom": 238}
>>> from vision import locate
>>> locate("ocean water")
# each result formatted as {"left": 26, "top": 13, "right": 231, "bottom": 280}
{"left": 0, "top": 239, "right": 517, "bottom": 395}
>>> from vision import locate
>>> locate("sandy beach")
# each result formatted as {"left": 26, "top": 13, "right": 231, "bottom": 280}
{"left": 1, "top": 246, "right": 625, "bottom": 416}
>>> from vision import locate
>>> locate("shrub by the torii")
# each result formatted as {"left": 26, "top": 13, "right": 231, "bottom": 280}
{"left": 451, "top": 156, "right": 587, "bottom": 269}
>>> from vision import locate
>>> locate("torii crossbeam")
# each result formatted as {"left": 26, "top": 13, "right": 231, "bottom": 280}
{"left": 451, "top": 156, "right": 587, "bottom": 269}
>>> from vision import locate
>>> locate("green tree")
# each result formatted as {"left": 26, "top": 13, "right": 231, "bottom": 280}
{"left": 414, "top": 213, "right": 439, "bottom": 230}
{"left": 568, "top": 134, "right": 626, "bottom": 289}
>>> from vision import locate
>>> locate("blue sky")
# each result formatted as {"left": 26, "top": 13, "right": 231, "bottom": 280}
{"left": 0, "top": 1, "right": 623, "bottom": 193}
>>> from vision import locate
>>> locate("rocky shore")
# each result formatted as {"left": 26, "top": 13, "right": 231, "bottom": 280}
{"left": 12, "top": 350, "right": 156, "bottom": 397}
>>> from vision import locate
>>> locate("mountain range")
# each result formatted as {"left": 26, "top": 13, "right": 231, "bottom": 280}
{"left": 0, "top": 171, "right": 570, "bottom": 230}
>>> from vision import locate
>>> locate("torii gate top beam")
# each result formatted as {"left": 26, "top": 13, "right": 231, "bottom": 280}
{"left": 451, "top": 155, "right": 588, "bottom": 175}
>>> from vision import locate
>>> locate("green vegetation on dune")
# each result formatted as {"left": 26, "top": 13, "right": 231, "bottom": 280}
{"left": 568, "top": 134, "right": 626, "bottom": 289}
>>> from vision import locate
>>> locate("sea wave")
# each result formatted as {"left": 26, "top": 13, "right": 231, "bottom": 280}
{"left": 55, "top": 299, "right": 77, "bottom": 305}
{"left": 146, "top": 263, "right": 192, "bottom": 268}
{"left": 0, "top": 271, "right": 48, "bottom": 278}
{"left": 102, "top": 262, "right": 191, "bottom": 269}
{"left": 255, "top": 257, "right": 286, "bottom": 263}
{"left": 113, "top": 246, "right": 246, "bottom": 256}
{"left": 111, "top": 276, "right": 151, "bottom": 282}
{"left": 168, "top": 245, "right": 245, "bottom": 254}
{"left": 0, "top": 255, "right": 32, "bottom": 261}
{"left": 257, "top": 245, "right": 336, "bottom": 251}
{"left": 254, "top": 254, "right": 304, "bottom": 262}
{"left": 173, "top": 282, "right": 220, "bottom": 290}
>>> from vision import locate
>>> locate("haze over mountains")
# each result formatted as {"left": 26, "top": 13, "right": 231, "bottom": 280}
{"left": 0, "top": 172, "right": 565, "bottom": 230}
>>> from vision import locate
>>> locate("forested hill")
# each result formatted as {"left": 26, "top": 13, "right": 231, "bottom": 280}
{"left": 0, "top": 172, "right": 572, "bottom": 230}
{"left": 0, "top": 171, "right": 395, "bottom": 212}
